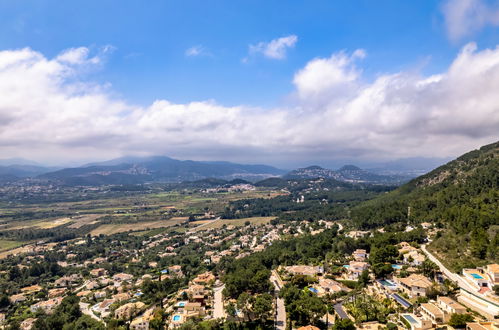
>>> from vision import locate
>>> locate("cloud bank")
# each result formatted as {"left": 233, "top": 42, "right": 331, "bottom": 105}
{"left": 0, "top": 43, "right": 498, "bottom": 165}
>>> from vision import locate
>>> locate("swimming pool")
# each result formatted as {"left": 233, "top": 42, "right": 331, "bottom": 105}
{"left": 173, "top": 315, "right": 181, "bottom": 321}
{"left": 309, "top": 287, "right": 318, "bottom": 293}
{"left": 392, "top": 264, "right": 402, "bottom": 269}
{"left": 343, "top": 265, "right": 350, "bottom": 269}
{"left": 402, "top": 314, "right": 418, "bottom": 324}
{"left": 392, "top": 294, "right": 412, "bottom": 308}
{"left": 178, "top": 302, "right": 186, "bottom": 307}
{"left": 471, "top": 273, "right": 484, "bottom": 279}
{"left": 379, "top": 279, "right": 396, "bottom": 287}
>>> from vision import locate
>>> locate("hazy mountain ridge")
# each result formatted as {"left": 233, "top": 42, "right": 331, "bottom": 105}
{"left": 284, "top": 164, "right": 412, "bottom": 184}
{"left": 37, "top": 156, "right": 286, "bottom": 185}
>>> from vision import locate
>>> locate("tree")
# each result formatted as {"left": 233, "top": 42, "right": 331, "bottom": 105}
{"left": 420, "top": 259, "right": 439, "bottom": 279}
{"left": 253, "top": 294, "right": 273, "bottom": 323}
{"left": 333, "top": 318, "right": 355, "bottom": 330}
{"left": 237, "top": 292, "right": 254, "bottom": 321}
{"left": 448, "top": 313, "right": 474, "bottom": 328}
{"left": 225, "top": 302, "right": 237, "bottom": 318}
{"left": 372, "top": 263, "right": 394, "bottom": 279}
{"left": 493, "top": 285, "right": 499, "bottom": 296}
{"left": 358, "top": 269, "right": 370, "bottom": 287}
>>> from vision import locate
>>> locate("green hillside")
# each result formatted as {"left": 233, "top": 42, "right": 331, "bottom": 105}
{"left": 351, "top": 141, "right": 499, "bottom": 271}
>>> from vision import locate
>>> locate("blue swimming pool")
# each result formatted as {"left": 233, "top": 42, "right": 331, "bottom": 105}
{"left": 309, "top": 287, "right": 318, "bottom": 293}
{"left": 392, "top": 264, "right": 402, "bottom": 269}
{"left": 178, "top": 302, "right": 186, "bottom": 307}
{"left": 471, "top": 273, "right": 484, "bottom": 279}
{"left": 173, "top": 315, "right": 181, "bottom": 321}
{"left": 343, "top": 265, "right": 350, "bottom": 269}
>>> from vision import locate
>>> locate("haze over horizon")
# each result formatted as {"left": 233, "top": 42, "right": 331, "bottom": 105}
{"left": 0, "top": 0, "right": 498, "bottom": 167}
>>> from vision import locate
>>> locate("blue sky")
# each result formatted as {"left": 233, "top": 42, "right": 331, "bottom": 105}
{"left": 0, "top": 0, "right": 488, "bottom": 106}
{"left": 0, "top": 0, "right": 498, "bottom": 167}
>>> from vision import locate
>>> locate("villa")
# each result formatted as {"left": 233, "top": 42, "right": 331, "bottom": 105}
{"left": 192, "top": 272, "right": 215, "bottom": 285}
{"left": 485, "top": 264, "right": 499, "bottom": 286}
{"left": 401, "top": 313, "right": 432, "bottom": 330}
{"left": 285, "top": 265, "right": 322, "bottom": 277}
{"left": 353, "top": 249, "right": 367, "bottom": 261}
{"left": 466, "top": 321, "right": 499, "bottom": 330}
{"left": 396, "top": 274, "right": 433, "bottom": 297}
{"left": 90, "top": 268, "right": 107, "bottom": 277}
{"left": 113, "top": 273, "right": 134, "bottom": 282}
{"left": 463, "top": 269, "right": 490, "bottom": 289}
{"left": 348, "top": 261, "right": 369, "bottom": 280}
{"left": 115, "top": 302, "right": 145, "bottom": 320}
{"left": 437, "top": 296, "right": 467, "bottom": 315}
{"left": 420, "top": 303, "right": 446, "bottom": 324}
{"left": 29, "top": 297, "right": 63, "bottom": 314}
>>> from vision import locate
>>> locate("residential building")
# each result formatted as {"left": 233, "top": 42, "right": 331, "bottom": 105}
{"left": 400, "top": 313, "right": 432, "bottom": 330}
{"left": 353, "top": 249, "right": 367, "bottom": 261}
{"left": 466, "top": 321, "right": 499, "bottom": 330}
{"left": 90, "top": 268, "right": 107, "bottom": 277}
{"left": 284, "top": 265, "right": 322, "bottom": 277}
{"left": 113, "top": 273, "right": 134, "bottom": 282}
{"left": 396, "top": 274, "right": 433, "bottom": 297}
{"left": 192, "top": 272, "right": 215, "bottom": 285}
{"left": 420, "top": 303, "right": 445, "bottom": 324}
{"left": 130, "top": 315, "right": 150, "bottom": 330}
{"left": 463, "top": 269, "right": 490, "bottom": 289}
{"left": 30, "top": 297, "right": 63, "bottom": 314}
{"left": 348, "top": 261, "right": 369, "bottom": 280}
{"left": 437, "top": 296, "right": 467, "bottom": 315}
{"left": 115, "top": 302, "right": 145, "bottom": 320}
{"left": 20, "top": 318, "right": 37, "bottom": 330}
{"left": 485, "top": 264, "right": 499, "bottom": 286}
{"left": 9, "top": 293, "right": 26, "bottom": 304}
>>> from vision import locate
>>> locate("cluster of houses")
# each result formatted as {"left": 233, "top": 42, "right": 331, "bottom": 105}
{"left": 275, "top": 239, "right": 499, "bottom": 330}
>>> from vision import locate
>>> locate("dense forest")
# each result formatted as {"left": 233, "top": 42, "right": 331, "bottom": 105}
{"left": 351, "top": 141, "right": 499, "bottom": 270}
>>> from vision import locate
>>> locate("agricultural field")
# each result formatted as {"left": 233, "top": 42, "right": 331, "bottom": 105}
{"left": 0, "top": 187, "right": 283, "bottom": 255}
{"left": 89, "top": 217, "right": 187, "bottom": 236}
{"left": 189, "top": 216, "right": 275, "bottom": 232}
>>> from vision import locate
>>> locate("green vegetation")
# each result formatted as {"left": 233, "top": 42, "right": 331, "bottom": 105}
{"left": 351, "top": 141, "right": 499, "bottom": 270}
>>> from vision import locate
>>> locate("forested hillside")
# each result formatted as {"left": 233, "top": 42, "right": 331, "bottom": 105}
{"left": 351, "top": 141, "right": 498, "bottom": 270}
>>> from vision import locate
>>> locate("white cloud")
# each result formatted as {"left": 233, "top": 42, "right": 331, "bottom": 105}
{"left": 0, "top": 44, "right": 498, "bottom": 165}
{"left": 185, "top": 45, "right": 210, "bottom": 57}
{"left": 293, "top": 49, "right": 365, "bottom": 100}
{"left": 249, "top": 35, "right": 298, "bottom": 60}
{"left": 442, "top": 0, "right": 499, "bottom": 41}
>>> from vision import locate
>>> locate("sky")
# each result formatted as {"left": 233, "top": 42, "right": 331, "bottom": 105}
{"left": 0, "top": 0, "right": 498, "bottom": 168}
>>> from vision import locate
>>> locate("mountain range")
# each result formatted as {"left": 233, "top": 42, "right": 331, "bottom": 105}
{"left": 37, "top": 156, "right": 286, "bottom": 185}
{"left": 0, "top": 155, "right": 421, "bottom": 186}
{"left": 284, "top": 165, "right": 412, "bottom": 184}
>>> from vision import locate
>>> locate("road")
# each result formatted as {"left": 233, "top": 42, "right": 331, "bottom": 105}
{"left": 421, "top": 243, "right": 499, "bottom": 317}
{"left": 271, "top": 270, "right": 286, "bottom": 330}
{"left": 192, "top": 217, "right": 221, "bottom": 231}
{"left": 213, "top": 284, "right": 226, "bottom": 319}
{"left": 421, "top": 244, "right": 476, "bottom": 292}
{"left": 79, "top": 302, "right": 104, "bottom": 324}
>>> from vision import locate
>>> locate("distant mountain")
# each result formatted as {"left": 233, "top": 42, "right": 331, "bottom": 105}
{"left": 0, "top": 164, "right": 58, "bottom": 177}
{"left": 0, "top": 158, "right": 42, "bottom": 166}
{"left": 284, "top": 165, "right": 410, "bottom": 184}
{"left": 352, "top": 140, "right": 499, "bottom": 270}
{"left": 284, "top": 166, "right": 341, "bottom": 180}
{"left": 38, "top": 156, "right": 285, "bottom": 185}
